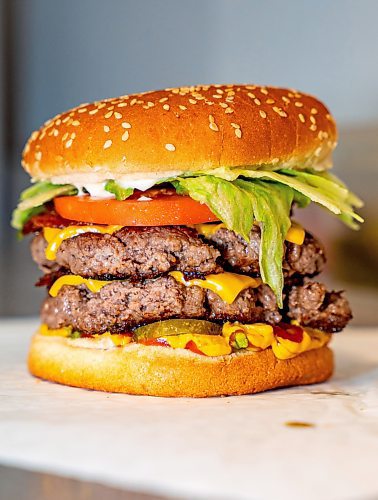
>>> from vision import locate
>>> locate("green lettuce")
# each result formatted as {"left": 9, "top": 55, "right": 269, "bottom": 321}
{"left": 11, "top": 181, "right": 77, "bottom": 230}
{"left": 174, "top": 167, "right": 362, "bottom": 305}
{"left": 104, "top": 180, "right": 134, "bottom": 200}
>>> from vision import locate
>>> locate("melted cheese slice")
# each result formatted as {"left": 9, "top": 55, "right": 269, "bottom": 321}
{"left": 43, "top": 225, "right": 122, "bottom": 260}
{"left": 169, "top": 271, "right": 261, "bottom": 304}
{"left": 49, "top": 275, "right": 110, "bottom": 297}
{"left": 285, "top": 222, "right": 305, "bottom": 245}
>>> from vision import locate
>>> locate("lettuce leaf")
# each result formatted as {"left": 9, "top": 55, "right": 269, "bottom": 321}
{"left": 174, "top": 166, "right": 362, "bottom": 305}
{"left": 104, "top": 180, "right": 134, "bottom": 200}
{"left": 234, "top": 180, "right": 293, "bottom": 307}
{"left": 198, "top": 166, "right": 363, "bottom": 227}
{"left": 11, "top": 181, "right": 77, "bottom": 230}
{"left": 174, "top": 176, "right": 255, "bottom": 241}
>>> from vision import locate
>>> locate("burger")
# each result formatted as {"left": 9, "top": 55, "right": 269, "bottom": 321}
{"left": 12, "top": 84, "right": 363, "bottom": 397}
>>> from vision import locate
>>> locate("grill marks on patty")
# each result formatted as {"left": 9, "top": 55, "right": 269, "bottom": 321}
{"left": 31, "top": 224, "right": 325, "bottom": 280}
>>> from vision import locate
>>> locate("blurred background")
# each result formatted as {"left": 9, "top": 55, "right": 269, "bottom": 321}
{"left": 0, "top": 0, "right": 377, "bottom": 323}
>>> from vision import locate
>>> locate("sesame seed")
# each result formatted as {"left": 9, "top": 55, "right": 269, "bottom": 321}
{"left": 103, "top": 139, "right": 112, "bottom": 149}
{"left": 62, "top": 132, "right": 69, "bottom": 141}
{"left": 189, "top": 99, "right": 197, "bottom": 105}
{"left": 260, "top": 87, "right": 268, "bottom": 95}
{"left": 247, "top": 92, "right": 256, "bottom": 99}
{"left": 55, "top": 119, "right": 62, "bottom": 125}
{"left": 159, "top": 97, "right": 169, "bottom": 103}
{"left": 117, "top": 102, "right": 128, "bottom": 107}
{"left": 62, "top": 116, "right": 70, "bottom": 123}
{"left": 219, "top": 102, "right": 228, "bottom": 108}
{"left": 114, "top": 112, "right": 122, "bottom": 119}
{"left": 266, "top": 98, "right": 275, "bottom": 104}
{"left": 294, "top": 102, "right": 303, "bottom": 107}
{"left": 70, "top": 132, "right": 76, "bottom": 139}
{"left": 225, "top": 107, "right": 234, "bottom": 114}
{"left": 179, "top": 105, "right": 187, "bottom": 110}
{"left": 212, "top": 94, "right": 222, "bottom": 99}
{"left": 273, "top": 107, "right": 287, "bottom": 117}
{"left": 298, "top": 113, "right": 305, "bottom": 123}
{"left": 209, "top": 122, "right": 219, "bottom": 132}
{"left": 104, "top": 125, "right": 110, "bottom": 133}
{"left": 311, "top": 108, "right": 318, "bottom": 115}
{"left": 163, "top": 104, "right": 170, "bottom": 111}
{"left": 282, "top": 96, "right": 290, "bottom": 104}
{"left": 78, "top": 108, "right": 87, "bottom": 113}
{"left": 65, "top": 139, "right": 73, "bottom": 148}
{"left": 147, "top": 101, "right": 154, "bottom": 107}
{"left": 310, "top": 124, "right": 317, "bottom": 131}
{"left": 165, "top": 143, "right": 175, "bottom": 151}
{"left": 208, "top": 114, "right": 215, "bottom": 123}
{"left": 259, "top": 110, "right": 267, "bottom": 119}
{"left": 216, "top": 88, "right": 224, "bottom": 94}
{"left": 254, "top": 98, "right": 261, "bottom": 105}
{"left": 105, "top": 111, "right": 113, "bottom": 119}
{"left": 130, "top": 98, "right": 137, "bottom": 106}
{"left": 234, "top": 128, "right": 242, "bottom": 138}
{"left": 122, "top": 131, "right": 129, "bottom": 141}
{"left": 314, "top": 147, "right": 322, "bottom": 157}
{"left": 231, "top": 122, "right": 240, "bottom": 129}
{"left": 89, "top": 109, "right": 98, "bottom": 115}
{"left": 107, "top": 105, "right": 115, "bottom": 110}
{"left": 326, "top": 113, "right": 333, "bottom": 121}
{"left": 310, "top": 115, "right": 316, "bottom": 124}
{"left": 35, "top": 151, "right": 42, "bottom": 161}
{"left": 97, "top": 103, "right": 106, "bottom": 109}
{"left": 122, "top": 122, "right": 131, "bottom": 129}
{"left": 53, "top": 129, "right": 59, "bottom": 136}
{"left": 71, "top": 120, "right": 80, "bottom": 126}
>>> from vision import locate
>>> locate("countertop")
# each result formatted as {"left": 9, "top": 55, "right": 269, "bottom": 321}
{"left": 0, "top": 318, "right": 377, "bottom": 500}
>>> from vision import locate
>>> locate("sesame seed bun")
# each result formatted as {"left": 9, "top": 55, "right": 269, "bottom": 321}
{"left": 22, "top": 84, "right": 337, "bottom": 183}
{"left": 28, "top": 334, "right": 333, "bottom": 397}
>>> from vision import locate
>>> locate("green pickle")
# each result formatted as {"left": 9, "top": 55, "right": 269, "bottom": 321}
{"left": 133, "top": 319, "right": 222, "bottom": 341}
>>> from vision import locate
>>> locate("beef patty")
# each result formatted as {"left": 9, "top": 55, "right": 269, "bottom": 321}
{"left": 31, "top": 226, "right": 222, "bottom": 278}
{"left": 31, "top": 224, "right": 325, "bottom": 280}
{"left": 41, "top": 277, "right": 350, "bottom": 334}
{"left": 206, "top": 225, "right": 326, "bottom": 278}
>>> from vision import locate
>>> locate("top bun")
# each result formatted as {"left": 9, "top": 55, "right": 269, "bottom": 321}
{"left": 22, "top": 84, "right": 337, "bottom": 183}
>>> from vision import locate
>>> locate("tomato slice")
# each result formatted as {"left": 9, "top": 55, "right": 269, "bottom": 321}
{"left": 54, "top": 190, "right": 219, "bottom": 226}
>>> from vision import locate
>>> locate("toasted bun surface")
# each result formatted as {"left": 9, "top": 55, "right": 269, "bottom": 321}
{"left": 28, "top": 334, "right": 333, "bottom": 397}
{"left": 23, "top": 84, "right": 337, "bottom": 182}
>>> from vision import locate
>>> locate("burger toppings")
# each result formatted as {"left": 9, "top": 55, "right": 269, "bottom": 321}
{"left": 12, "top": 166, "right": 362, "bottom": 306}
{"left": 37, "top": 320, "right": 331, "bottom": 361}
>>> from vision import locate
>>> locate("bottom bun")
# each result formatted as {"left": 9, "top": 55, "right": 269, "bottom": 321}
{"left": 28, "top": 334, "right": 333, "bottom": 397}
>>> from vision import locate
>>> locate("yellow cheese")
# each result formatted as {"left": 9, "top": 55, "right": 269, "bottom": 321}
{"left": 49, "top": 275, "right": 110, "bottom": 297}
{"left": 194, "top": 223, "right": 225, "bottom": 237}
{"left": 43, "top": 225, "right": 122, "bottom": 260}
{"left": 196, "top": 221, "right": 305, "bottom": 246}
{"left": 286, "top": 222, "right": 305, "bottom": 245}
{"left": 38, "top": 324, "right": 72, "bottom": 337}
{"left": 169, "top": 271, "right": 261, "bottom": 304}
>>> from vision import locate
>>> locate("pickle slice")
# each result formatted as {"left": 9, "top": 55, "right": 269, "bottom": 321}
{"left": 133, "top": 319, "right": 222, "bottom": 341}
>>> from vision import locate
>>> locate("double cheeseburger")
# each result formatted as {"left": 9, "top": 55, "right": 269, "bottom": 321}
{"left": 12, "top": 84, "right": 363, "bottom": 397}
